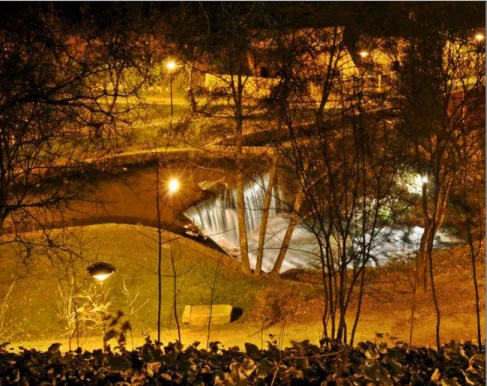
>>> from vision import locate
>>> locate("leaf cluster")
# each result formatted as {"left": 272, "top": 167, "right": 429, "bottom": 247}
{"left": 0, "top": 339, "right": 483, "bottom": 385}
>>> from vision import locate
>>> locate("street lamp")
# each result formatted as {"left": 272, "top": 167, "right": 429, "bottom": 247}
{"left": 359, "top": 50, "right": 369, "bottom": 58}
{"left": 87, "top": 262, "right": 115, "bottom": 351}
{"left": 475, "top": 33, "right": 485, "bottom": 42}
{"left": 413, "top": 174, "right": 429, "bottom": 191}
{"left": 166, "top": 60, "right": 177, "bottom": 71}
{"left": 168, "top": 178, "right": 180, "bottom": 193}
{"left": 87, "top": 262, "right": 116, "bottom": 282}
{"left": 166, "top": 60, "right": 177, "bottom": 117}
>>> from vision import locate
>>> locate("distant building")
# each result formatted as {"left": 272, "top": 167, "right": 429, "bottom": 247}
{"left": 205, "top": 27, "right": 359, "bottom": 108}
{"left": 204, "top": 26, "right": 485, "bottom": 106}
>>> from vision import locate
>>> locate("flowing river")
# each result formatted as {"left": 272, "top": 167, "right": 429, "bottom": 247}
{"left": 185, "top": 174, "right": 459, "bottom": 272}
{"left": 7, "top": 162, "right": 458, "bottom": 273}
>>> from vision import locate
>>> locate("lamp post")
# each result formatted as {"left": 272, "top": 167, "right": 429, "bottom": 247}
{"left": 168, "top": 178, "right": 180, "bottom": 194}
{"left": 87, "top": 262, "right": 116, "bottom": 282}
{"left": 155, "top": 174, "right": 181, "bottom": 343}
{"left": 87, "top": 262, "right": 116, "bottom": 350}
{"left": 166, "top": 60, "right": 177, "bottom": 117}
{"left": 356, "top": 50, "right": 371, "bottom": 95}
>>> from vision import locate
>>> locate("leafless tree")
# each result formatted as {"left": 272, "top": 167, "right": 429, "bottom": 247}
{"left": 56, "top": 259, "right": 82, "bottom": 351}
{"left": 392, "top": 23, "right": 485, "bottom": 348}
{"left": 120, "top": 276, "right": 149, "bottom": 349}
{"left": 201, "top": 252, "right": 224, "bottom": 349}
{"left": 0, "top": 5, "right": 155, "bottom": 263}
{"left": 164, "top": 3, "right": 276, "bottom": 275}
{"left": 451, "top": 110, "right": 485, "bottom": 349}
{"left": 262, "top": 25, "right": 408, "bottom": 343}
{"left": 0, "top": 278, "right": 16, "bottom": 342}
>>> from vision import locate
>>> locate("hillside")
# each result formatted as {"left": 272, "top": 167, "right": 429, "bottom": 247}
{"left": 0, "top": 224, "right": 483, "bottom": 350}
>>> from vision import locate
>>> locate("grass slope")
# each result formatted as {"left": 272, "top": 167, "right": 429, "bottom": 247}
{"left": 0, "top": 224, "right": 317, "bottom": 344}
{"left": 0, "top": 224, "right": 484, "bottom": 350}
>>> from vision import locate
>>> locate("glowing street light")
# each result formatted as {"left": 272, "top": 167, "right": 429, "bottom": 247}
{"left": 359, "top": 50, "right": 369, "bottom": 58}
{"left": 166, "top": 59, "right": 177, "bottom": 117}
{"left": 166, "top": 60, "right": 177, "bottom": 71}
{"left": 87, "top": 262, "right": 115, "bottom": 351}
{"left": 168, "top": 178, "right": 180, "bottom": 193}
{"left": 87, "top": 262, "right": 116, "bottom": 282}
{"left": 475, "top": 33, "right": 485, "bottom": 42}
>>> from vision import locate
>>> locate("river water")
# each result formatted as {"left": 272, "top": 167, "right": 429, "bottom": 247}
{"left": 185, "top": 174, "right": 459, "bottom": 273}
{"left": 9, "top": 162, "right": 457, "bottom": 273}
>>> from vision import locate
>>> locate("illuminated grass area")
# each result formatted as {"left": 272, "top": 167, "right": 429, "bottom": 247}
{"left": 0, "top": 224, "right": 318, "bottom": 344}
{"left": 0, "top": 224, "right": 484, "bottom": 349}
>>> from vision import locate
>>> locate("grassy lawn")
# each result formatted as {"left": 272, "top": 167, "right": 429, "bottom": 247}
{"left": 0, "top": 224, "right": 484, "bottom": 351}
{"left": 0, "top": 224, "right": 317, "bottom": 345}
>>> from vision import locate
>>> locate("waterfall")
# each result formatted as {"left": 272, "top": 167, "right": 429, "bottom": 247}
{"left": 185, "top": 175, "right": 318, "bottom": 272}
{"left": 185, "top": 175, "right": 458, "bottom": 273}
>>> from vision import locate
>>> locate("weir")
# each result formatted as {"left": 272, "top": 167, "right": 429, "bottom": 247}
{"left": 185, "top": 174, "right": 318, "bottom": 272}
{"left": 185, "top": 174, "right": 458, "bottom": 273}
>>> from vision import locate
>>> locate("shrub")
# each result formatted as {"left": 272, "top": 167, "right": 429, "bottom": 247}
{"left": 0, "top": 339, "right": 483, "bottom": 385}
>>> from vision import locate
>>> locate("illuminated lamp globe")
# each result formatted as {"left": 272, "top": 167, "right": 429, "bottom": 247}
{"left": 359, "top": 51, "right": 369, "bottom": 58}
{"left": 475, "top": 33, "right": 485, "bottom": 42}
{"left": 166, "top": 60, "right": 177, "bottom": 71}
{"left": 87, "top": 262, "right": 116, "bottom": 282}
{"left": 168, "top": 178, "right": 180, "bottom": 193}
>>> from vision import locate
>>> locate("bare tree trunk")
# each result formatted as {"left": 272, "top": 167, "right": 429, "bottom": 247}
{"left": 336, "top": 237, "right": 349, "bottom": 343}
{"left": 206, "top": 255, "right": 223, "bottom": 349}
{"left": 350, "top": 264, "right": 365, "bottom": 346}
{"left": 255, "top": 153, "right": 278, "bottom": 275}
{"left": 170, "top": 244, "right": 182, "bottom": 345}
{"left": 155, "top": 163, "right": 163, "bottom": 343}
{"left": 417, "top": 222, "right": 431, "bottom": 291}
{"left": 409, "top": 257, "right": 419, "bottom": 346}
{"left": 187, "top": 65, "right": 197, "bottom": 113}
{"left": 270, "top": 187, "right": 304, "bottom": 275}
{"left": 235, "top": 77, "right": 251, "bottom": 275}
{"left": 236, "top": 155, "right": 251, "bottom": 274}
{"left": 71, "top": 262, "right": 80, "bottom": 350}
{"left": 470, "top": 244, "right": 482, "bottom": 350}
{"left": 427, "top": 237, "right": 441, "bottom": 349}
{"left": 318, "top": 241, "right": 329, "bottom": 340}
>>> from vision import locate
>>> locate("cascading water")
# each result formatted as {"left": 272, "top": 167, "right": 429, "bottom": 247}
{"left": 185, "top": 174, "right": 318, "bottom": 272}
{"left": 185, "top": 174, "right": 458, "bottom": 273}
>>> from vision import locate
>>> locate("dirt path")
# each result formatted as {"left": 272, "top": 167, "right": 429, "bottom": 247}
{"left": 12, "top": 310, "right": 484, "bottom": 352}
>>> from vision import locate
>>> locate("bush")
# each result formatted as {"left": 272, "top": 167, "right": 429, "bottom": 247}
{"left": 0, "top": 339, "right": 483, "bottom": 385}
{"left": 251, "top": 285, "right": 322, "bottom": 328}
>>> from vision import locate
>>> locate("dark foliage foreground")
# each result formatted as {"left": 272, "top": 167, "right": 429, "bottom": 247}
{"left": 0, "top": 338, "right": 484, "bottom": 385}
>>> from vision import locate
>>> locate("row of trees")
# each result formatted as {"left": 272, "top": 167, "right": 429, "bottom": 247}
{"left": 162, "top": 4, "right": 485, "bottom": 347}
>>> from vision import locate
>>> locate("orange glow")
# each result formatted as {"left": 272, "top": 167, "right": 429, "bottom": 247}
{"left": 475, "top": 33, "right": 485, "bottom": 42}
{"left": 166, "top": 60, "right": 177, "bottom": 71}
{"left": 168, "top": 178, "right": 180, "bottom": 193}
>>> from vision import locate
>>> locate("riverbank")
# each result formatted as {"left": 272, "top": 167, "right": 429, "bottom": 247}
{"left": 0, "top": 224, "right": 484, "bottom": 350}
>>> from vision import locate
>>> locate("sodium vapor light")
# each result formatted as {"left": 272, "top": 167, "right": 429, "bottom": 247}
{"left": 166, "top": 60, "right": 177, "bottom": 71}
{"left": 87, "top": 262, "right": 116, "bottom": 282}
{"left": 168, "top": 178, "right": 180, "bottom": 193}
{"left": 475, "top": 33, "right": 485, "bottom": 42}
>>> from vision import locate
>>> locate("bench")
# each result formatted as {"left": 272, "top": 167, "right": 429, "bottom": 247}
{"left": 182, "top": 304, "right": 234, "bottom": 326}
